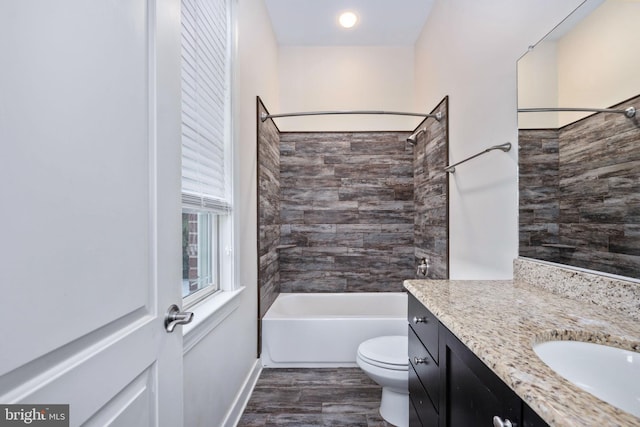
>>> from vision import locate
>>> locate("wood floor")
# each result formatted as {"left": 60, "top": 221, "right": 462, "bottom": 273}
{"left": 238, "top": 368, "right": 394, "bottom": 427}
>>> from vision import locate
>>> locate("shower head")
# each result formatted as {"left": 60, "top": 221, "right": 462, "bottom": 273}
{"left": 406, "top": 127, "right": 426, "bottom": 145}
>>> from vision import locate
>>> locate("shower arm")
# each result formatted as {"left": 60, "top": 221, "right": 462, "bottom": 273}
{"left": 406, "top": 127, "right": 427, "bottom": 145}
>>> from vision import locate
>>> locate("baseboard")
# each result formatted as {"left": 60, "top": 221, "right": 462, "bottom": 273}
{"left": 222, "top": 358, "right": 262, "bottom": 427}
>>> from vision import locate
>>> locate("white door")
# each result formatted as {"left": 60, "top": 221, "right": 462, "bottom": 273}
{"left": 0, "top": 1, "right": 185, "bottom": 426}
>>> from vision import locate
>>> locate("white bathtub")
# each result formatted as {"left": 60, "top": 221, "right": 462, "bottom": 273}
{"left": 261, "top": 292, "right": 408, "bottom": 368}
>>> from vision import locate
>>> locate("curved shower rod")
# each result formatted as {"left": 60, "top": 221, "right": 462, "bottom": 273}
{"left": 260, "top": 110, "right": 443, "bottom": 122}
{"left": 518, "top": 106, "right": 636, "bottom": 118}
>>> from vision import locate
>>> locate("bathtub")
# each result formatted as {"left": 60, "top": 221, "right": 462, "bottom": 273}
{"left": 261, "top": 292, "right": 408, "bottom": 367}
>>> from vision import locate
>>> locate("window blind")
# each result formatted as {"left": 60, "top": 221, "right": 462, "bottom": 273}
{"left": 181, "top": 0, "right": 231, "bottom": 214}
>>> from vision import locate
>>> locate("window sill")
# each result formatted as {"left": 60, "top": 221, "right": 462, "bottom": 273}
{"left": 182, "top": 287, "right": 245, "bottom": 354}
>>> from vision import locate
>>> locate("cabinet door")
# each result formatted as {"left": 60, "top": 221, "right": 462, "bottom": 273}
{"left": 441, "top": 325, "right": 520, "bottom": 427}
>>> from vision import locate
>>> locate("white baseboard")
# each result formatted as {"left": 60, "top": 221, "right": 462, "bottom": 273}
{"left": 222, "top": 358, "right": 262, "bottom": 427}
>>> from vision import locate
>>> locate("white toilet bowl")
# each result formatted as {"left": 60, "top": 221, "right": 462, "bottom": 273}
{"left": 356, "top": 335, "right": 408, "bottom": 427}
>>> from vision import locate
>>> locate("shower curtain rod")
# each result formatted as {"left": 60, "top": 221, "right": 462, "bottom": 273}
{"left": 260, "top": 110, "right": 443, "bottom": 122}
{"left": 444, "top": 142, "right": 512, "bottom": 174}
{"left": 518, "top": 106, "right": 636, "bottom": 118}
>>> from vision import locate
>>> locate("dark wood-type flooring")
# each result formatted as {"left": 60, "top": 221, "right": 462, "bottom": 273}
{"left": 238, "top": 368, "right": 394, "bottom": 427}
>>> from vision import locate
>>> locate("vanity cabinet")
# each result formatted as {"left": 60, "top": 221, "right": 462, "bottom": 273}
{"left": 408, "top": 293, "right": 440, "bottom": 426}
{"left": 408, "top": 293, "right": 549, "bottom": 427}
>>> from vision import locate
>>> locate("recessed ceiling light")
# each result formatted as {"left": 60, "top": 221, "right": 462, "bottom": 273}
{"left": 338, "top": 11, "right": 358, "bottom": 29}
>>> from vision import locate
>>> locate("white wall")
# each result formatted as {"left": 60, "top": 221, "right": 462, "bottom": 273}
{"left": 276, "top": 46, "right": 418, "bottom": 131}
{"left": 517, "top": 0, "right": 640, "bottom": 127}
{"left": 517, "top": 41, "right": 560, "bottom": 128}
{"left": 182, "top": 0, "right": 279, "bottom": 425}
{"left": 414, "top": 0, "right": 584, "bottom": 279}
{"left": 557, "top": 0, "right": 640, "bottom": 124}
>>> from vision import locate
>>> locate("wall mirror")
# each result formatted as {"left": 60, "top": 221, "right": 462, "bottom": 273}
{"left": 517, "top": 0, "right": 640, "bottom": 279}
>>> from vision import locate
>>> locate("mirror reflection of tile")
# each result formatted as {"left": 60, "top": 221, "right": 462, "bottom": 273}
{"left": 517, "top": 0, "right": 640, "bottom": 280}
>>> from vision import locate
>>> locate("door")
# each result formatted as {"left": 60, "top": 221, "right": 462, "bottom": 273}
{"left": 0, "top": 1, "right": 184, "bottom": 426}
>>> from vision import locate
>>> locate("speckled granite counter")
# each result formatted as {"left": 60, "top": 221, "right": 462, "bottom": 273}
{"left": 404, "top": 277, "right": 640, "bottom": 427}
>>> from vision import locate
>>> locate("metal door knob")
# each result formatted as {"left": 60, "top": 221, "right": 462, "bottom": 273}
{"left": 493, "top": 416, "right": 513, "bottom": 427}
{"left": 165, "top": 304, "right": 194, "bottom": 332}
{"left": 413, "top": 357, "right": 428, "bottom": 365}
{"left": 413, "top": 316, "right": 428, "bottom": 324}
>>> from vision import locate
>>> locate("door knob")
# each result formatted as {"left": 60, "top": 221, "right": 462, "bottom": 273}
{"left": 165, "top": 304, "right": 194, "bottom": 332}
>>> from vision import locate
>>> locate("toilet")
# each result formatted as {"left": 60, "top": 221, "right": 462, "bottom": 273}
{"left": 356, "top": 335, "right": 409, "bottom": 427}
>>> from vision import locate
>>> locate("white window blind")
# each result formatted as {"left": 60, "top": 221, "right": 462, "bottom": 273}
{"left": 181, "top": 0, "right": 231, "bottom": 214}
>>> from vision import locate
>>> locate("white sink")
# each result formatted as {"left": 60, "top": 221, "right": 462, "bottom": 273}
{"left": 533, "top": 340, "right": 640, "bottom": 418}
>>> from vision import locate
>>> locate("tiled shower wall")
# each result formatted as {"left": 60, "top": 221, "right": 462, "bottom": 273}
{"left": 258, "top": 97, "right": 450, "bottom": 309}
{"left": 519, "top": 94, "right": 640, "bottom": 278}
{"left": 257, "top": 99, "right": 281, "bottom": 318}
{"left": 278, "top": 132, "right": 415, "bottom": 292}
{"left": 518, "top": 128, "right": 560, "bottom": 259}
{"left": 414, "top": 97, "right": 449, "bottom": 279}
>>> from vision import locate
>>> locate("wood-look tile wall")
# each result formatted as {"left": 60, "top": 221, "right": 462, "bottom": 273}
{"left": 519, "top": 129, "right": 560, "bottom": 260}
{"left": 278, "top": 132, "right": 415, "bottom": 292}
{"left": 258, "top": 98, "right": 450, "bottom": 301}
{"left": 519, "top": 94, "right": 640, "bottom": 278}
{"left": 413, "top": 97, "right": 449, "bottom": 279}
{"left": 257, "top": 99, "right": 281, "bottom": 317}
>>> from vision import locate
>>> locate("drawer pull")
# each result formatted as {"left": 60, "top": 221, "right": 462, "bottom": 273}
{"left": 413, "top": 357, "right": 429, "bottom": 365}
{"left": 493, "top": 416, "right": 513, "bottom": 427}
{"left": 413, "top": 316, "right": 428, "bottom": 324}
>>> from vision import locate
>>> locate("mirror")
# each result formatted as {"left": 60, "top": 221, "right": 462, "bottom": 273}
{"left": 517, "top": 0, "right": 640, "bottom": 279}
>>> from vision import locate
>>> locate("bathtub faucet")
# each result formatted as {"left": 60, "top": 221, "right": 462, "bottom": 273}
{"left": 416, "top": 258, "right": 429, "bottom": 277}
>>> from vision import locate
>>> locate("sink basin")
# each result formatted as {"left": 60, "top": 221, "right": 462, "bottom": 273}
{"left": 533, "top": 340, "right": 640, "bottom": 418}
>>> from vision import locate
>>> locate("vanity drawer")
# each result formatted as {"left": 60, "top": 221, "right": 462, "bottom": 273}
{"left": 409, "top": 361, "right": 438, "bottom": 426}
{"left": 408, "top": 293, "right": 439, "bottom": 364}
{"left": 409, "top": 326, "right": 440, "bottom": 413}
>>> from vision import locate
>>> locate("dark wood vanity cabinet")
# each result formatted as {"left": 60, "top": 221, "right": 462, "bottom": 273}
{"left": 408, "top": 293, "right": 549, "bottom": 427}
{"left": 408, "top": 292, "right": 440, "bottom": 426}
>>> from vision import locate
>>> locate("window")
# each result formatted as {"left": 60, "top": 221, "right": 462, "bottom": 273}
{"left": 181, "top": 211, "right": 217, "bottom": 297}
{"left": 180, "top": 0, "right": 233, "bottom": 306}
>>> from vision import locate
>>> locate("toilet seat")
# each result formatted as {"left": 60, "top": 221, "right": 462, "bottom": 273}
{"left": 357, "top": 335, "right": 408, "bottom": 371}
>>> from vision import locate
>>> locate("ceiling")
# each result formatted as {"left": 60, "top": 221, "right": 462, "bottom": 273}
{"left": 264, "top": 0, "right": 435, "bottom": 46}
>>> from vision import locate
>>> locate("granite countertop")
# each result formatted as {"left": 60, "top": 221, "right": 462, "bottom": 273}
{"left": 404, "top": 278, "right": 640, "bottom": 427}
